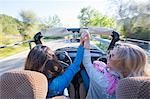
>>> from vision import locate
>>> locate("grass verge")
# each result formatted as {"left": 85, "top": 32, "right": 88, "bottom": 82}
{"left": 0, "top": 38, "right": 60, "bottom": 59}
{"left": 0, "top": 44, "right": 29, "bottom": 59}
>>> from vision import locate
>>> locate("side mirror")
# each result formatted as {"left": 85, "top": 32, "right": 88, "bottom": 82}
{"left": 34, "top": 32, "right": 43, "bottom": 44}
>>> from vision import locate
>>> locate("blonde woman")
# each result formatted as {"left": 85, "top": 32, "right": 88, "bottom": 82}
{"left": 82, "top": 31, "right": 148, "bottom": 99}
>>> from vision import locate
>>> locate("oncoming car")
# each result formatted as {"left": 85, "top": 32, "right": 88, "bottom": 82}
{"left": 33, "top": 27, "right": 120, "bottom": 98}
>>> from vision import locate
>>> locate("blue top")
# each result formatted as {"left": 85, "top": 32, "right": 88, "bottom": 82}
{"left": 47, "top": 45, "right": 84, "bottom": 98}
{"left": 80, "top": 69, "right": 89, "bottom": 91}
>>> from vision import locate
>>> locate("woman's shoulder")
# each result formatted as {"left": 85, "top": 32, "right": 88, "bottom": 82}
{"left": 93, "top": 60, "right": 122, "bottom": 78}
{"left": 93, "top": 61, "right": 107, "bottom": 73}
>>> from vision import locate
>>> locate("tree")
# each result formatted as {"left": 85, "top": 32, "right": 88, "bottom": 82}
{"left": 106, "top": 0, "right": 150, "bottom": 40}
{"left": 130, "top": 27, "right": 150, "bottom": 41}
{"left": 0, "top": 14, "right": 23, "bottom": 45}
{"left": 19, "top": 10, "right": 40, "bottom": 40}
{"left": 78, "top": 7, "right": 101, "bottom": 27}
{"left": 90, "top": 16, "right": 116, "bottom": 28}
{"left": 41, "top": 15, "right": 62, "bottom": 29}
{"left": 78, "top": 7, "right": 116, "bottom": 28}
{"left": 0, "top": 14, "right": 22, "bottom": 35}
{"left": 20, "top": 10, "right": 39, "bottom": 24}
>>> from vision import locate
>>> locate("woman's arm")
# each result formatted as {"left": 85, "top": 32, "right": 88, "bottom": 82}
{"left": 81, "top": 31, "right": 100, "bottom": 78}
{"left": 48, "top": 45, "right": 84, "bottom": 93}
{"left": 83, "top": 49, "right": 97, "bottom": 78}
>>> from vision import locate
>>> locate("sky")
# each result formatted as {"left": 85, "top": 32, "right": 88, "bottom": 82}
{"left": 0, "top": 0, "right": 149, "bottom": 27}
{"left": 0, "top": 0, "right": 108, "bottom": 27}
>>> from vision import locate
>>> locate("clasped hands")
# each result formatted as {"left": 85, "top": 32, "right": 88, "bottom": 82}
{"left": 80, "top": 30, "right": 90, "bottom": 49}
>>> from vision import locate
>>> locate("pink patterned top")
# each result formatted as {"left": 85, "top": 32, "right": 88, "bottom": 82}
{"left": 93, "top": 61, "right": 121, "bottom": 95}
{"left": 83, "top": 49, "right": 122, "bottom": 99}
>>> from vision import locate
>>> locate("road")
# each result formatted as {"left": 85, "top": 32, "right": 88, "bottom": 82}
{"left": 0, "top": 39, "right": 80, "bottom": 75}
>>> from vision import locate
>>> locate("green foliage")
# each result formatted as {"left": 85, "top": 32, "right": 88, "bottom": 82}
{"left": 0, "top": 11, "right": 63, "bottom": 45}
{"left": 41, "top": 15, "right": 62, "bottom": 29}
{"left": 0, "top": 24, "right": 2, "bottom": 33}
{"left": 114, "top": 0, "right": 150, "bottom": 40}
{"left": 19, "top": 10, "right": 41, "bottom": 40}
{"left": 20, "top": 10, "right": 39, "bottom": 24}
{"left": 3, "top": 24, "right": 20, "bottom": 35}
{"left": 0, "top": 14, "right": 23, "bottom": 35}
{"left": 78, "top": 7, "right": 96, "bottom": 27}
{"left": 78, "top": 7, "right": 116, "bottom": 28}
{"left": 128, "top": 27, "right": 150, "bottom": 41}
{"left": 0, "top": 33, "right": 21, "bottom": 45}
{"left": 0, "top": 14, "right": 23, "bottom": 45}
{"left": 0, "top": 14, "right": 22, "bottom": 25}
{"left": 90, "top": 16, "right": 116, "bottom": 28}
{"left": 19, "top": 12, "right": 63, "bottom": 40}
{"left": 0, "top": 45, "right": 28, "bottom": 58}
{"left": 0, "top": 12, "right": 63, "bottom": 58}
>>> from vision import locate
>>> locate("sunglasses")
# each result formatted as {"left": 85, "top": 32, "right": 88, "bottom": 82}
{"left": 110, "top": 53, "right": 114, "bottom": 59}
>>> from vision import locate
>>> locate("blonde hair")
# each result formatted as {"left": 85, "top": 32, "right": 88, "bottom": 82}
{"left": 110, "top": 43, "right": 148, "bottom": 77}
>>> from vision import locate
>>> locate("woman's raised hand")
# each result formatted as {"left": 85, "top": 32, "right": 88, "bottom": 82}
{"left": 80, "top": 30, "right": 90, "bottom": 49}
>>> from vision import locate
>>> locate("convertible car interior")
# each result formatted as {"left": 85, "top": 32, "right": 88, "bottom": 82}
{"left": 33, "top": 27, "right": 120, "bottom": 98}
{"left": 0, "top": 27, "right": 149, "bottom": 99}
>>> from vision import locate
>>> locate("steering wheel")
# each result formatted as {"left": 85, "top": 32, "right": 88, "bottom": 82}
{"left": 97, "top": 57, "right": 107, "bottom": 64}
{"left": 55, "top": 51, "right": 72, "bottom": 69}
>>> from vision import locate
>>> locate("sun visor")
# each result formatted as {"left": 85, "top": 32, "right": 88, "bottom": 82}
{"left": 41, "top": 27, "right": 70, "bottom": 37}
{"left": 88, "top": 27, "right": 113, "bottom": 35}
{"left": 80, "top": 28, "right": 88, "bottom": 34}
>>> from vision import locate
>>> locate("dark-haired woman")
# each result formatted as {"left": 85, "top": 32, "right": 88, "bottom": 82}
{"left": 24, "top": 38, "right": 85, "bottom": 98}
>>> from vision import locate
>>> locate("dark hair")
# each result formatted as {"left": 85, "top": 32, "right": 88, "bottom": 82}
{"left": 25, "top": 44, "right": 62, "bottom": 80}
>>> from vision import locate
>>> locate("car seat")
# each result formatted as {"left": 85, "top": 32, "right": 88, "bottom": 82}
{"left": 116, "top": 77, "right": 150, "bottom": 99}
{"left": 0, "top": 70, "right": 48, "bottom": 99}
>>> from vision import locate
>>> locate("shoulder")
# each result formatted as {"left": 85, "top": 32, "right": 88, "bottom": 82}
{"left": 93, "top": 61, "right": 107, "bottom": 72}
